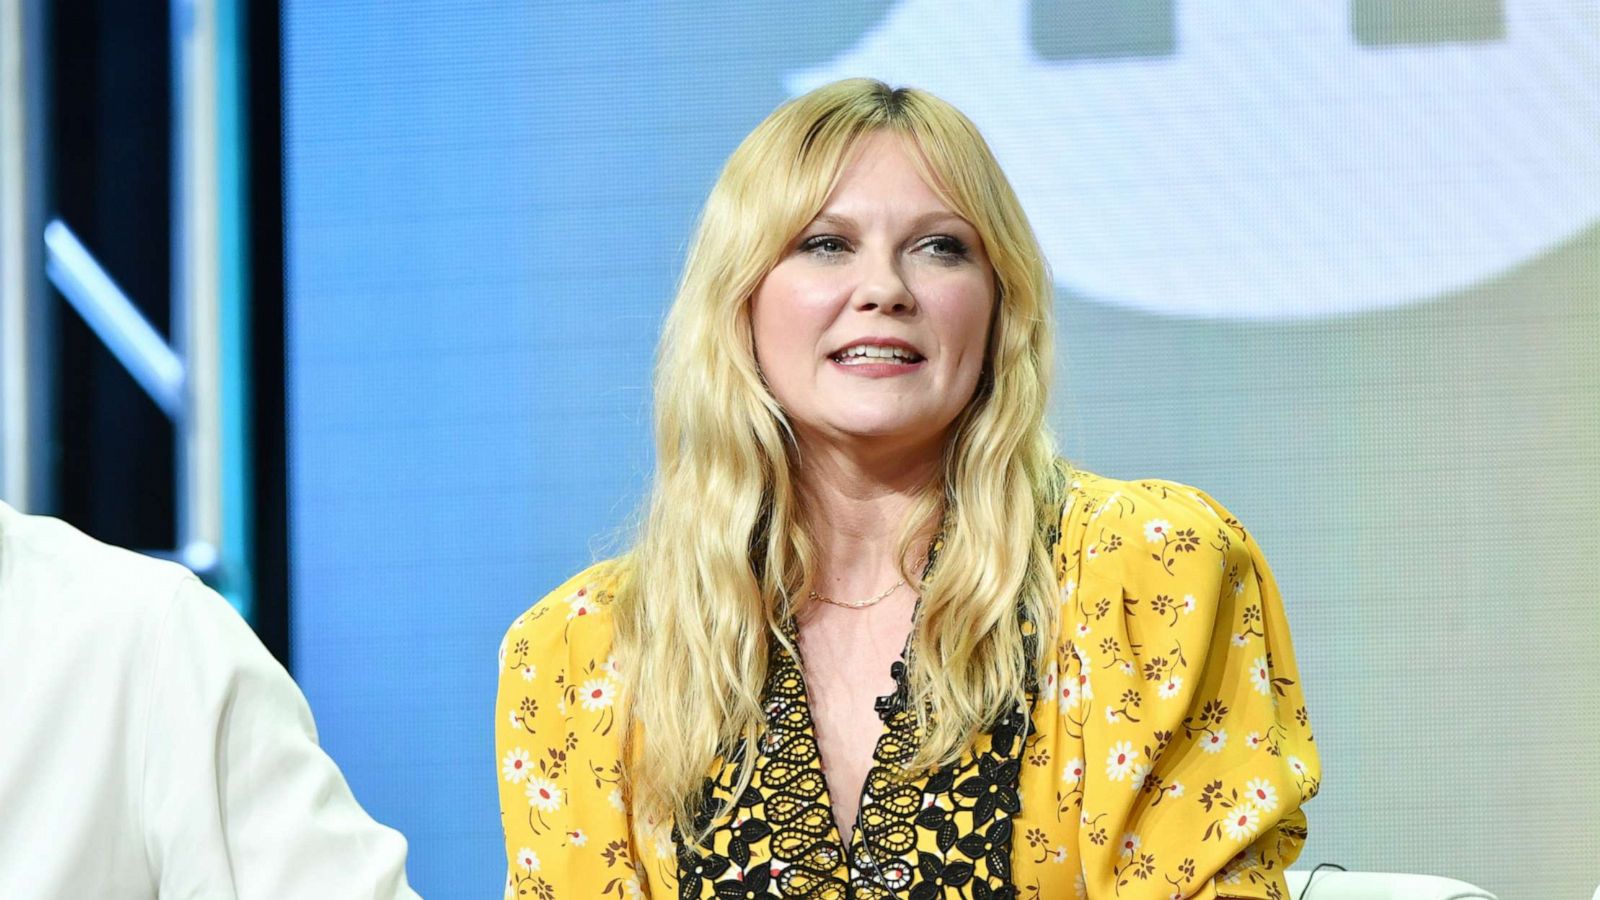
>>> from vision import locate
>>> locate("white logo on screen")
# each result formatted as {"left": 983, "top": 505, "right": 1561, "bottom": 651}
{"left": 788, "top": 1, "right": 1600, "bottom": 319}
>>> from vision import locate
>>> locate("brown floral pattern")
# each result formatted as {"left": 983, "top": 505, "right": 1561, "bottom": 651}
{"left": 496, "top": 470, "right": 1320, "bottom": 898}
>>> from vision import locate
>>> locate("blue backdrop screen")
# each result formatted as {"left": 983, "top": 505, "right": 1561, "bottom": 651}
{"left": 285, "top": 3, "right": 1600, "bottom": 897}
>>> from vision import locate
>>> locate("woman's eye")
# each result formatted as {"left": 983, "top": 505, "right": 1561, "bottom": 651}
{"left": 923, "top": 236, "right": 969, "bottom": 259}
{"left": 800, "top": 235, "right": 849, "bottom": 255}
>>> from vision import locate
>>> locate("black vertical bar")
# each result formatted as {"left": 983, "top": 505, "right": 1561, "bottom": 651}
{"left": 49, "top": 0, "right": 175, "bottom": 549}
{"left": 246, "top": 0, "right": 289, "bottom": 667}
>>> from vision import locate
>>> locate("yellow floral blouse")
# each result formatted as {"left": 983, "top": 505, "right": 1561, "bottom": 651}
{"left": 496, "top": 471, "right": 1320, "bottom": 899}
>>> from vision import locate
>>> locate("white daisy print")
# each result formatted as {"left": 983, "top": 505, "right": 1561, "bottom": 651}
{"left": 1129, "top": 763, "right": 1152, "bottom": 791}
{"left": 1061, "top": 578, "right": 1077, "bottom": 601}
{"left": 1222, "top": 802, "right": 1262, "bottom": 841}
{"left": 1165, "top": 781, "right": 1185, "bottom": 798}
{"left": 1049, "top": 846, "right": 1069, "bottom": 864}
{"left": 1231, "top": 633, "right": 1249, "bottom": 647}
{"left": 603, "top": 654, "right": 622, "bottom": 676}
{"left": 1245, "top": 731, "right": 1264, "bottom": 750}
{"left": 1181, "top": 594, "right": 1196, "bottom": 614}
{"left": 1060, "top": 677, "right": 1083, "bottom": 713}
{"left": 1143, "top": 519, "right": 1172, "bottom": 543}
{"left": 579, "top": 678, "right": 616, "bottom": 711}
{"left": 502, "top": 747, "right": 531, "bottom": 783}
{"left": 609, "top": 787, "right": 625, "bottom": 811}
{"left": 1062, "top": 757, "right": 1085, "bottom": 784}
{"left": 516, "top": 847, "right": 540, "bottom": 872}
{"left": 525, "top": 777, "right": 562, "bottom": 812}
{"left": 1200, "top": 729, "right": 1228, "bottom": 754}
{"left": 568, "top": 829, "right": 588, "bottom": 846}
{"left": 1246, "top": 778, "right": 1279, "bottom": 812}
{"left": 1118, "top": 832, "right": 1141, "bottom": 859}
{"left": 1074, "top": 621, "right": 1092, "bottom": 639}
{"left": 1158, "top": 675, "right": 1183, "bottom": 699}
{"left": 1106, "top": 741, "right": 1139, "bottom": 781}
{"left": 1249, "top": 657, "right": 1272, "bottom": 695}
{"left": 566, "top": 586, "right": 597, "bottom": 620}
{"left": 1288, "top": 756, "right": 1311, "bottom": 779}
{"left": 520, "top": 663, "right": 536, "bottom": 682}
{"left": 1073, "top": 644, "right": 1092, "bottom": 670}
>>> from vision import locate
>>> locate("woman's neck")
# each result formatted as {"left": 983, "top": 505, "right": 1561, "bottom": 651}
{"left": 794, "top": 435, "right": 941, "bottom": 599}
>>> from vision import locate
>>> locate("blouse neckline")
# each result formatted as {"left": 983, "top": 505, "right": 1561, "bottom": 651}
{"left": 673, "top": 552, "right": 1038, "bottom": 897}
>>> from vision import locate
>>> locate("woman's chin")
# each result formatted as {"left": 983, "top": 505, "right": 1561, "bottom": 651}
{"left": 804, "top": 417, "right": 951, "bottom": 453}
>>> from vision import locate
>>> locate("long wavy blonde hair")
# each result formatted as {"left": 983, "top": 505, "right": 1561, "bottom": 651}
{"left": 614, "top": 79, "right": 1063, "bottom": 838}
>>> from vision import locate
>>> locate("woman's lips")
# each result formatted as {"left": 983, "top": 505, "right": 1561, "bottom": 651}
{"left": 828, "top": 357, "right": 926, "bottom": 378}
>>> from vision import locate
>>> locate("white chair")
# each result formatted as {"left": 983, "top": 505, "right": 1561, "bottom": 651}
{"left": 1286, "top": 869, "right": 1498, "bottom": 900}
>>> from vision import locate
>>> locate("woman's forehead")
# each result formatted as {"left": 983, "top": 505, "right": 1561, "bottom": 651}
{"left": 807, "top": 132, "right": 970, "bottom": 225}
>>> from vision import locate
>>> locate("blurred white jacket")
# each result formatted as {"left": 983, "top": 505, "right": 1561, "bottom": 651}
{"left": 0, "top": 502, "right": 420, "bottom": 899}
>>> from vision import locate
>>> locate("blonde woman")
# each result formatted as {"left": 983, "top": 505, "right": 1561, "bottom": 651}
{"left": 496, "top": 79, "right": 1319, "bottom": 899}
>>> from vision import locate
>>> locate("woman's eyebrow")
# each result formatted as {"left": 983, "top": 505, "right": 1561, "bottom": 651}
{"left": 907, "top": 211, "right": 975, "bottom": 232}
{"left": 806, "top": 212, "right": 856, "bottom": 231}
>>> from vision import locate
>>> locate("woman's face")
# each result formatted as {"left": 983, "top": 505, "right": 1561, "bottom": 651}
{"left": 751, "top": 131, "right": 996, "bottom": 457}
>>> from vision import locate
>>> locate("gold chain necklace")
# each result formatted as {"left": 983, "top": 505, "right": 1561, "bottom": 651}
{"left": 807, "top": 579, "right": 906, "bottom": 610}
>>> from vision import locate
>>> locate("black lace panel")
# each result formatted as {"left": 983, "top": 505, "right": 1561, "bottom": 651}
{"left": 674, "top": 616, "right": 1039, "bottom": 899}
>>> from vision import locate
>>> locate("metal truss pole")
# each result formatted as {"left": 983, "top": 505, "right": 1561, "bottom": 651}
{"left": 173, "top": 0, "right": 225, "bottom": 577}
{"left": 14, "top": 0, "right": 249, "bottom": 615}
{"left": 0, "top": 0, "right": 52, "bottom": 512}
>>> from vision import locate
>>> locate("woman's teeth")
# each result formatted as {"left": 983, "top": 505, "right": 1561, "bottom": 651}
{"left": 832, "top": 345, "right": 922, "bottom": 364}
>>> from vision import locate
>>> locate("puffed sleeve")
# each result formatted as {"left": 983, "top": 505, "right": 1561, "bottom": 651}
{"left": 1066, "top": 480, "right": 1319, "bottom": 899}
{"left": 496, "top": 562, "right": 648, "bottom": 898}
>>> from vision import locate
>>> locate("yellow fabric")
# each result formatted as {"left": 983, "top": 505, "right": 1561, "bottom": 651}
{"left": 496, "top": 471, "right": 1320, "bottom": 898}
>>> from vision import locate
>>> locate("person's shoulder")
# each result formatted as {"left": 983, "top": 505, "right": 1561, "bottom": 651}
{"left": 499, "top": 558, "right": 627, "bottom": 666}
{"left": 1054, "top": 469, "right": 1267, "bottom": 647}
{"left": 1056, "top": 467, "right": 1255, "bottom": 576}
{"left": 1065, "top": 469, "right": 1247, "bottom": 532}
{"left": 0, "top": 502, "right": 198, "bottom": 625}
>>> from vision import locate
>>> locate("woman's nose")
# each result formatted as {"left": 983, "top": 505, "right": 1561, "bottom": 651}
{"left": 851, "top": 252, "right": 917, "bottom": 314}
